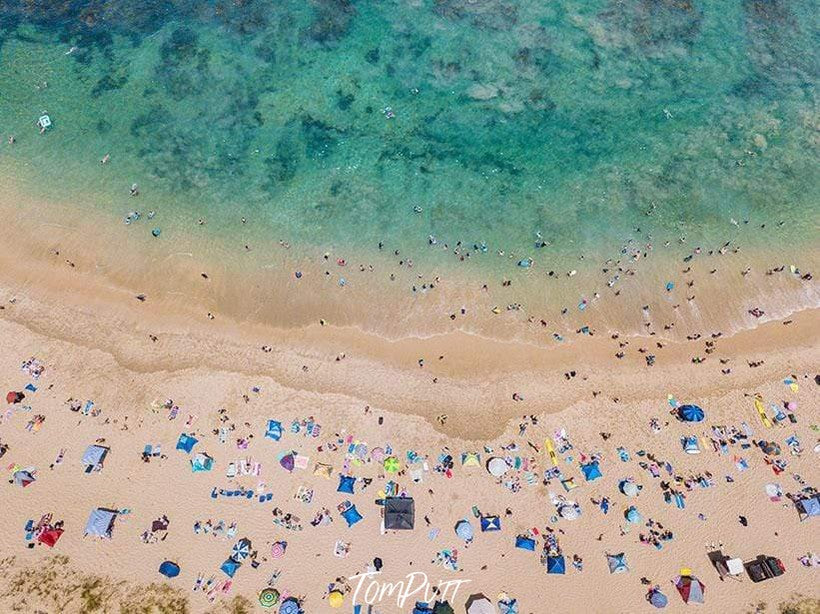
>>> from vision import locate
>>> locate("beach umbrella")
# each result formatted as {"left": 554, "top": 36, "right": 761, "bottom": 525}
{"left": 13, "top": 469, "right": 36, "bottom": 487}
{"left": 486, "top": 457, "right": 508, "bottom": 477}
{"left": 678, "top": 405, "right": 705, "bottom": 422}
{"left": 619, "top": 480, "right": 639, "bottom": 497}
{"left": 279, "top": 453, "right": 295, "bottom": 472}
{"left": 271, "top": 541, "right": 287, "bottom": 559}
{"left": 606, "top": 553, "right": 629, "bottom": 574}
{"left": 383, "top": 456, "right": 400, "bottom": 473}
{"left": 158, "top": 561, "right": 180, "bottom": 578}
{"left": 279, "top": 597, "right": 302, "bottom": 614}
{"left": 675, "top": 575, "right": 705, "bottom": 604}
{"left": 648, "top": 589, "right": 668, "bottom": 608}
{"left": 370, "top": 447, "right": 385, "bottom": 462}
{"left": 625, "top": 506, "right": 642, "bottom": 524}
{"left": 558, "top": 504, "right": 580, "bottom": 520}
{"left": 231, "top": 537, "right": 252, "bottom": 561}
{"left": 498, "top": 597, "right": 519, "bottom": 614}
{"left": 258, "top": 588, "right": 280, "bottom": 608}
{"left": 455, "top": 520, "right": 474, "bottom": 541}
{"left": 6, "top": 391, "right": 23, "bottom": 404}
{"left": 37, "top": 528, "right": 63, "bottom": 547}
{"left": 465, "top": 594, "right": 494, "bottom": 614}
{"left": 353, "top": 443, "right": 368, "bottom": 459}
{"left": 328, "top": 590, "right": 344, "bottom": 608}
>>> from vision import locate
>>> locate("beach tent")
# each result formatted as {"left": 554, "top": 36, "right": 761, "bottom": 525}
{"left": 279, "top": 597, "right": 302, "bottom": 614}
{"left": 190, "top": 452, "right": 214, "bottom": 472}
{"left": 432, "top": 601, "right": 455, "bottom": 614}
{"left": 175, "top": 433, "right": 198, "bottom": 453}
{"left": 85, "top": 508, "right": 117, "bottom": 538}
{"left": 12, "top": 469, "right": 36, "bottom": 487}
{"left": 619, "top": 480, "right": 640, "bottom": 497}
{"left": 607, "top": 553, "right": 629, "bottom": 574}
{"left": 265, "top": 420, "right": 283, "bottom": 441}
{"left": 515, "top": 535, "right": 536, "bottom": 551}
{"left": 384, "top": 497, "right": 415, "bottom": 530}
{"left": 546, "top": 555, "right": 566, "bottom": 574}
{"left": 678, "top": 405, "right": 705, "bottom": 422}
{"left": 682, "top": 436, "right": 701, "bottom": 454}
{"left": 648, "top": 589, "right": 668, "bottom": 608}
{"left": 412, "top": 603, "right": 433, "bottom": 614}
{"left": 220, "top": 558, "right": 241, "bottom": 577}
{"left": 455, "top": 520, "right": 474, "bottom": 541}
{"left": 625, "top": 506, "right": 642, "bottom": 524}
{"left": 337, "top": 474, "right": 356, "bottom": 494}
{"left": 675, "top": 575, "right": 705, "bottom": 604}
{"left": 158, "top": 561, "right": 180, "bottom": 578}
{"left": 795, "top": 495, "right": 820, "bottom": 521}
{"left": 465, "top": 594, "right": 495, "bottom": 614}
{"left": 581, "top": 461, "right": 602, "bottom": 481}
{"left": 461, "top": 452, "right": 481, "bottom": 467}
{"left": 341, "top": 505, "right": 363, "bottom": 527}
{"left": 486, "top": 457, "right": 508, "bottom": 477}
{"left": 498, "top": 598, "right": 519, "bottom": 614}
{"left": 82, "top": 445, "right": 109, "bottom": 472}
{"left": 37, "top": 528, "right": 63, "bottom": 547}
{"left": 480, "top": 515, "right": 501, "bottom": 532}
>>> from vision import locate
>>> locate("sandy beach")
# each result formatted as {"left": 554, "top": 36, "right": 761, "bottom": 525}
{"left": 1, "top": 220, "right": 819, "bottom": 613}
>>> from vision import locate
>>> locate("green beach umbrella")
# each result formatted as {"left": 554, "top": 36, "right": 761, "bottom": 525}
{"left": 383, "top": 456, "right": 400, "bottom": 473}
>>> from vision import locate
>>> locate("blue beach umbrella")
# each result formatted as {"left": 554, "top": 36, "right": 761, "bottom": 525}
{"left": 649, "top": 589, "right": 668, "bottom": 608}
{"left": 158, "top": 561, "right": 180, "bottom": 578}
{"left": 678, "top": 405, "right": 705, "bottom": 422}
{"left": 625, "top": 506, "right": 642, "bottom": 524}
{"left": 455, "top": 520, "right": 474, "bottom": 541}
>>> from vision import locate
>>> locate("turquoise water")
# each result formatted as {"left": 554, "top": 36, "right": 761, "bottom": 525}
{"left": 1, "top": 0, "right": 818, "bottom": 267}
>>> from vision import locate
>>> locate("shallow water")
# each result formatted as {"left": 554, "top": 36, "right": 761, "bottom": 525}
{"left": 0, "top": 0, "right": 818, "bottom": 340}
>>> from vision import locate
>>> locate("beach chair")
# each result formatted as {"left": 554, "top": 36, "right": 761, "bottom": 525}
{"left": 226, "top": 463, "right": 237, "bottom": 479}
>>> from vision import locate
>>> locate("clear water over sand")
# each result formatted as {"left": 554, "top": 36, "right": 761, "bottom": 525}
{"left": 0, "top": 0, "right": 818, "bottom": 335}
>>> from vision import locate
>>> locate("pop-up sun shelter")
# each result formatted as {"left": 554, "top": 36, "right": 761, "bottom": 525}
{"left": 384, "top": 496, "right": 415, "bottom": 530}
{"left": 82, "top": 444, "right": 109, "bottom": 472}
{"left": 515, "top": 535, "right": 536, "bottom": 551}
{"left": 581, "top": 461, "right": 602, "bottom": 481}
{"left": 341, "top": 505, "right": 363, "bottom": 527}
{"left": 175, "top": 433, "right": 198, "bottom": 453}
{"left": 85, "top": 507, "right": 118, "bottom": 538}
{"left": 220, "top": 558, "right": 241, "bottom": 577}
{"left": 265, "top": 420, "right": 283, "bottom": 441}
{"left": 337, "top": 474, "right": 356, "bottom": 494}
{"left": 546, "top": 554, "right": 566, "bottom": 574}
{"left": 480, "top": 515, "right": 501, "bottom": 532}
{"left": 607, "top": 552, "right": 629, "bottom": 574}
{"left": 675, "top": 574, "right": 705, "bottom": 604}
{"left": 191, "top": 452, "right": 214, "bottom": 472}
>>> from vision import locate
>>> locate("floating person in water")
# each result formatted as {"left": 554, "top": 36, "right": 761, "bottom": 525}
{"left": 129, "top": 183, "right": 139, "bottom": 196}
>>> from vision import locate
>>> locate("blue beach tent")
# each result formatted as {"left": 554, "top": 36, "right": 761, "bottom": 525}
{"left": 220, "top": 558, "right": 241, "bottom": 577}
{"left": 581, "top": 461, "right": 602, "bottom": 481}
{"left": 515, "top": 535, "right": 536, "bottom": 551}
{"left": 265, "top": 420, "right": 283, "bottom": 441}
{"left": 546, "top": 555, "right": 566, "bottom": 574}
{"left": 176, "top": 433, "right": 198, "bottom": 453}
{"left": 480, "top": 515, "right": 501, "bottom": 532}
{"left": 337, "top": 474, "right": 356, "bottom": 494}
{"left": 341, "top": 505, "right": 363, "bottom": 527}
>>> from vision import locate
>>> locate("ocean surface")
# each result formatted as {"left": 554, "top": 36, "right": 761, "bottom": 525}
{"left": 0, "top": 0, "right": 818, "bottom": 338}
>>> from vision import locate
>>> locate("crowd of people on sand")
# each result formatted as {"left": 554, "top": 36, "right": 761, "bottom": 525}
{"left": 2, "top": 341, "right": 818, "bottom": 612}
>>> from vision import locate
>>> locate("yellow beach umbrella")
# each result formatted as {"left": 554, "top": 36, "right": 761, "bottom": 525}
{"left": 328, "top": 590, "right": 344, "bottom": 608}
